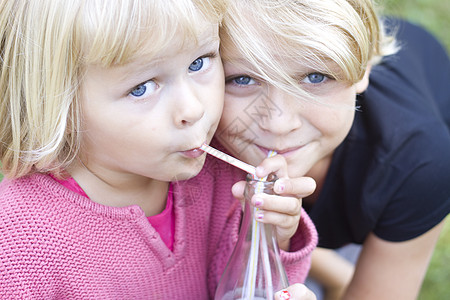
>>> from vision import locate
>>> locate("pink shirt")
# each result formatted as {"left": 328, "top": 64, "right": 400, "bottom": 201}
{"left": 50, "top": 175, "right": 175, "bottom": 251}
{"left": 0, "top": 156, "right": 317, "bottom": 298}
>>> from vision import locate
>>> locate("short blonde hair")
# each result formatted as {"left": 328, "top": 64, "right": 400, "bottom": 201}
{"left": 220, "top": 0, "right": 398, "bottom": 97}
{"left": 0, "top": 0, "right": 226, "bottom": 179}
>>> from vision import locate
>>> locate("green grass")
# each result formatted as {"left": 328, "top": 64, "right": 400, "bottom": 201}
{"left": 418, "top": 216, "right": 450, "bottom": 300}
{"left": 383, "top": 0, "right": 450, "bottom": 52}
{"left": 383, "top": 1, "right": 450, "bottom": 299}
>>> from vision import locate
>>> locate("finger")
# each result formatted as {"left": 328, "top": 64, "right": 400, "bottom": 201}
{"left": 255, "top": 155, "right": 288, "bottom": 179}
{"left": 273, "top": 176, "right": 316, "bottom": 197}
{"left": 252, "top": 194, "right": 301, "bottom": 216}
{"left": 231, "top": 180, "right": 246, "bottom": 201}
{"left": 254, "top": 209, "right": 300, "bottom": 231}
{"left": 253, "top": 209, "right": 299, "bottom": 245}
{"left": 275, "top": 284, "right": 317, "bottom": 300}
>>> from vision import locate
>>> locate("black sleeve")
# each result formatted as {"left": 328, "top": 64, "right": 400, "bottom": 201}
{"left": 370, "top": 19, "right": 450, "bottom": 241}
{"left": 372, "top": 126, "right": 450, "bottom": 241}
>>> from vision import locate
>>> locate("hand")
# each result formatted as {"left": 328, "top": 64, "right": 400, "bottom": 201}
{"left": 231, "top": 154, "right": 316, "bottom": 250}
{"left": 275, "top": 284, "right": 317, "bottom": 300}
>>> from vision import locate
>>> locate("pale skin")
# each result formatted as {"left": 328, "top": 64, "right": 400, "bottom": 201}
{"left": 70, "top": 29, "right": 312, "bottom": 250}
{"left": 66, "top": 18, "right": 315, "bottom": 299}
{"left": 218, "top": 42, "right": 445, "bottom": 299}
{"left": 69, "top": 23, "right": 225, "bottom": 217}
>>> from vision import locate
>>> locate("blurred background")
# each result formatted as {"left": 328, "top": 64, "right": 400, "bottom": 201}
{"left": 384, "top": 0, "right": 450, "bottom": 51}
{"left": 0, "top": 0, "right": 448, "bottom": 299}
{"left": 384, "top": 1, "right": 449, "bottom": 299}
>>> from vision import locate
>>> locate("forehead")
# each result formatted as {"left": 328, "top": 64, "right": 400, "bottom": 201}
{"left": 161, "top": 21, "right": 220, "bottom": 55}
{"left": 81, "top": 22, "right": 220, "bottom": 92}
{"left": 125, "top": 23, "right": 220, "bottom": 71}
{"left": 79, "top": 0, "right": 220, "bottom": 66}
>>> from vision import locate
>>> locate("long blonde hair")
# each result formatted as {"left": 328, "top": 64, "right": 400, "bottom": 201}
{"left": 220, "top": 0, "right": 398, "bottom": 99}
{"left": 0, "top": 0, "right": 226, "bottom": 179}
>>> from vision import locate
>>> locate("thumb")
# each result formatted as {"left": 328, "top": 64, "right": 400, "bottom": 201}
{"left": 231, "top": 180, "right": 246, "bottom": 204}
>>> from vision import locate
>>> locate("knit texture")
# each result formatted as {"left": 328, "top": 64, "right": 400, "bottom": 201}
{"left": 0, "top": 157, "right": 317, "bottom": 299}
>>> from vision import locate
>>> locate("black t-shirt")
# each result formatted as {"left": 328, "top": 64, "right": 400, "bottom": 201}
{"left": 306, "top": 19, "right": 450, "bottom": 249}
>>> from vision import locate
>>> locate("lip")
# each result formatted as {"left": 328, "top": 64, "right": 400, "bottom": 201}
{"left": 179, "top": 140, "right": 207, "bottom": 158}
{"left": 257, "top": 144, "right": 304, "bottom": 157}
{"left": 180, "top": 147, "right": 205, "bottom": 158}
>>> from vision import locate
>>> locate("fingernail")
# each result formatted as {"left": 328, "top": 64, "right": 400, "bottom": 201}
{"left": 276, "top": 182, "right": 285, "bottom": 193}
{"left": 277, "top": 290, "right": 291, "bottom": 300}
{"left": 254, "top": 197, "right": 263, "bottom": 207}
{"left": 255, "top": 166, "right": 264, "bottom": 175}
{"left": 256, "top": 211, "right": 264, "bottom": 220}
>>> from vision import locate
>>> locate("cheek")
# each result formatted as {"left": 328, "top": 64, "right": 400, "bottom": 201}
{"left": 218, "top": 96, "right": 242, "bottom": 130}
{"left": 313, "top": 106, "right": 355, "bottom": 142}
{"left": 218, "top": 104, "right": 234, "bottom": 126}
{"left": 206, "top": 75, "right": 225, "bottom": 122}
{"left": 315, "top": 88, "right": 356, "bottom": 136}
{"left": 206, "top": 93, "right": 224, "bottom": 124}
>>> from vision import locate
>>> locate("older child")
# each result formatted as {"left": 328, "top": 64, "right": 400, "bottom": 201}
{"left": 0, "top": 0, "right": 318, "bottom": 298}
{"left": 216, "top": 0, "right": 450, "bottom": 299}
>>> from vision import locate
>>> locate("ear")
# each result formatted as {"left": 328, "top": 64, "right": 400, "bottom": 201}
{"left": 355, "top": 64, "right": 372, "bottom": 94}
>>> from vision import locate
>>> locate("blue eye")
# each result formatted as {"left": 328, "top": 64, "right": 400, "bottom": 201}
{"left": 189, "top": 56, "right": 211, "bottom": 72}
{"left": 131, "top": 84, "right": 146, "bottom": 97}
{"left": 231, "top": 76, "right": 257, "bottom": 86}
{"left": 129, "top": 80, "right": 158, "bottom": 98}
{"left": 234, "top": 76, "right": 251, "bottom": 85}
{"left": 189, "top": 58, "right": 203, "bottom": 71}
{"left": 304, "top": 73, "right": 326, "bottom": 84}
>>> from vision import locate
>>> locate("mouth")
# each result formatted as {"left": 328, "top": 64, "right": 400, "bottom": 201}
{"left": 180, "top": 141, "right": 207, "bottom": 158}
{"left": 256, "top": 144, "right": 304, "bottom": 157}
{"left": 180, "top": 147, "right": 205, "bottom": 158}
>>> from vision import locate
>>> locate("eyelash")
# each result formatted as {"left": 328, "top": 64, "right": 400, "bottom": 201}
{"left": 225, "top": 72, "right": 333, "bottom": 88}
{"left": 302, "top": 73, "right": 329, "bottom": 84}
{"left": 128, "top": 80, "right": 158, "bottom": 99}
{"left": 226, "top": 75, "right": 259, "bottom": 87}
{"left": 197, "top": 52, "right": 218, "bottom": 67}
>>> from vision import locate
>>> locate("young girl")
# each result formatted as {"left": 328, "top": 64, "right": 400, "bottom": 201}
{"left": 216, "top": 0, "right": 450, "bottom": 299}
{"left": 0, "top": 0, "right": 318, "bottom": 299}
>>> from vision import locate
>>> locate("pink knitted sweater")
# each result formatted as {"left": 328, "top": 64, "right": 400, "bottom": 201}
{"left": 0, "top": 157, "right": 317, "bottom": 299}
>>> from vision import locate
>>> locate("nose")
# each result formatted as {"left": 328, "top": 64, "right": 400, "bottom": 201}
{"left": 172, "top": 80, "right": 205, "bottom": 128}
{"left": 255, "top": 89, "right": 302, "bottom": 135}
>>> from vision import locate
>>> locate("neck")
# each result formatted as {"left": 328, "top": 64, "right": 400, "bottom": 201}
{"left": 67, "top": 161, "right": 169, "bottom": 217}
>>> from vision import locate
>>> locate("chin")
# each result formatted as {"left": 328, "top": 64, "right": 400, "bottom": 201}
{"left": 239, "top": 150, "right": 264, "bottom": 166}
{"left": 171, "top": 160, "right": 205, "bottom": 181}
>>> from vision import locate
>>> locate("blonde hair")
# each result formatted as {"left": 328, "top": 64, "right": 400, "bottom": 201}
{"left": 0, "top": 0, "right": 226, "bottom": 179}
{"left": 220, "top": 0, "right": 398, "bottom": 98}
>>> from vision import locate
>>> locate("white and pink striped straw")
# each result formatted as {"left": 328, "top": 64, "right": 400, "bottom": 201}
{"left": 201, "top": 143, "right": 278, "bottom": 299}
{"left": 200, "top": 143, "right": 257, "bottom": 176}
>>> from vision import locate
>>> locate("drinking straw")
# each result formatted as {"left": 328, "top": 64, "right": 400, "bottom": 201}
{"left": 243, "top": 219, "right": 261, "bottom": 300}
{"left": 200, "top": 143, "right": 257, "bottom": 176}
{"left": 242, "top": 150, "right": 276, "bottom": 299}
{"left": 199, "top": 143, "right": 277, "bottom": 299}
{"left": 254, "top": 150, "right": 277, "bottom": 299}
